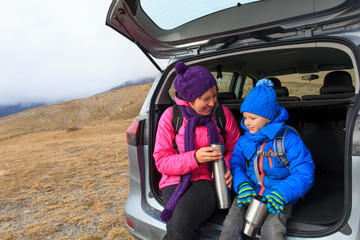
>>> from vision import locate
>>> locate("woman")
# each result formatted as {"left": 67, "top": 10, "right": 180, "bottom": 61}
{"left": 153, "top": 61, "right": 240, "bottom": 240}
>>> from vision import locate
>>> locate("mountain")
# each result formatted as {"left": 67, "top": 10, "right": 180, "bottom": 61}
{"left": 0, "top": 103, "right": 47, "bottom": 118}
{"left": 0, "top": 78, "right": 156, "bottom": 119}
{"left": 0, "top": 83, "right": 152, "bottom": 140}
{"left": 108, "top": 77, "right": 155, "bottom": 91}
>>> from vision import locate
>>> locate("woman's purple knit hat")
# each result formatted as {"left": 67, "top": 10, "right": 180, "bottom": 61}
{"left": 173, "top": 61, "right": 217, "bottom": 102}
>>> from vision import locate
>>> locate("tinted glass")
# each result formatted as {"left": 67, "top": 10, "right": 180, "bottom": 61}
{"left": 140, "top": 0, "right": 261, "bottom": 30}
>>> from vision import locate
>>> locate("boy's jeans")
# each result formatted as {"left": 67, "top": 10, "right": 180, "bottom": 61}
{"left": 220, "top": 198, "right": 292, "bottom": 240}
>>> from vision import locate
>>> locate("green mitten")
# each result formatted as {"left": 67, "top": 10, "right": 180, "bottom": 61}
{"left": 237, "top": 182, "right": 256, "bottom": 207}
{"left": 265, "top": 191, "right": 285, "bottom": 214}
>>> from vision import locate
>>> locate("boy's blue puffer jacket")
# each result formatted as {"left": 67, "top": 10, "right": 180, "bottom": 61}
{"left": 231, "top": 106, "right": 315, "bottom": 204}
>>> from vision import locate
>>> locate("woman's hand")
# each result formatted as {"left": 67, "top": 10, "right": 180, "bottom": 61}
{"left": 225, "top": 169, "right": 233, "bottom": 189}
{"left": 195, "top": 147, "right": 222, "bottom": 164}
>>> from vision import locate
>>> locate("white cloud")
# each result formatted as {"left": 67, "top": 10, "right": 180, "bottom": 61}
{"left": 0, "top": 0, "right": 166, "bottom": 105}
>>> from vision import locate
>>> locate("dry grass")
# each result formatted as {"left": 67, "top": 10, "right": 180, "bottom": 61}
{"left": 0, "top": 84, "right": 151, "bottom": 240}
{"left": 0, "top": 122, "right": 133, "bottom": 240}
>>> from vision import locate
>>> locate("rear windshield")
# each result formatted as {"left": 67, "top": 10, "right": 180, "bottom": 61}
{"left": 140, "top": 0, "right": 261, "bottom": 30}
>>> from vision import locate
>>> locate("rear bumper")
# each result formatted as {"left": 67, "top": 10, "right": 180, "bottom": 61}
{"left": 124, "top": 190, "right": 166, "bottom": 239}
{"left": 124, "top": 143, "right": 166, "bottom": 239}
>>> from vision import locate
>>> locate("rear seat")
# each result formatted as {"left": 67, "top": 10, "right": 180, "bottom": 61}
{"left": 302, "top": 71, "right": 355, "bottom": 100}
{"left": 217, "top": 92, "right": 236, "bottom": 100}
{"left": 217, "top": 92, "right": 241, "bottom": 104}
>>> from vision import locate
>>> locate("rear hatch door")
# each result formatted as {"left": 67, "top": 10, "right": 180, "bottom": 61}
{"left": 106, "top": 0, "right": 360, "bottom": 59}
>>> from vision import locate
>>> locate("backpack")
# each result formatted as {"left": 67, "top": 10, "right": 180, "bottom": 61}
{"left": 171, "top": 103, "right": 227, "bottom": 153}
{"left": 251, "top": 125, "right": 300, "bottom": 169}
{"left": 250, "top": 125, "right": 300, "bottom": 187}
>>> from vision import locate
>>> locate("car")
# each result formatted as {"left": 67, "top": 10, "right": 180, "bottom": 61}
{"left": 106, "top": 0, "right": 360, "bottom": 239}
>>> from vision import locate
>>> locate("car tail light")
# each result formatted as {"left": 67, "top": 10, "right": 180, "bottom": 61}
{"left": 125, "top": 216, "right": 134, "bottom": 230}
{"left": 127, "top": 119, "right": 140, "bottom": 146}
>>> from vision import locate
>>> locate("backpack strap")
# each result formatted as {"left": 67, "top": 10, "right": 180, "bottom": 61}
{"left": 273, "top": 129, "right": 289, "bottom": 168}
{"left": 272, "top": 125, "right": 300, "bottom": 169}
{"left": 171, "top": 104, "right": 184, "bottom": 182}
{"left": 254, "top": 154, "right": 261, "bottom": 185}
{"left": 213, "top": 103, "right": 227, "bottom": 143}
{"left": 172, "top": 105, "right": 183, "bottom": 154}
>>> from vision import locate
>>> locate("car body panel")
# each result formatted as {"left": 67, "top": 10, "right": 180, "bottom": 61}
{"left": 120, "top": 38, "right": 360, "bottom": 239}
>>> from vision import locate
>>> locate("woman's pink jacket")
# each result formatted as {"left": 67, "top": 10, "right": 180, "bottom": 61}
{"left": 153, "top": 97, "right": 240, "bottom": 190}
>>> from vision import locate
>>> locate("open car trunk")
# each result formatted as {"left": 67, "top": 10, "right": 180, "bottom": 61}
{"left": 149, "top": 98, "right": 352, "bottom": 238}
{"left": 149, "top": 98, "right": 353, "bottom": 238}
{"left": 147, "top": 39, "right": 357, "bottom": 238}
{"left": 151, "top": 97, "right": 353, "bottom": 238}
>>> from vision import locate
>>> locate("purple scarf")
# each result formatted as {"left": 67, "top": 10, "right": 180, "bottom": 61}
{"left": 160, "top": 105, "right": 222, "bottom": 222}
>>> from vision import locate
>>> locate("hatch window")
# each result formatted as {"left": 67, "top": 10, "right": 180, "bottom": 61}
{"left": 140, "top": 0, "right": 261, "bottom": 30}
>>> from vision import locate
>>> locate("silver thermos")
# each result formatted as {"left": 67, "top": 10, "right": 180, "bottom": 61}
{"left": 243, "top": 195, "right": 268, "bottom": 237}
{"left": 211, "top": 143, "right": 231, "bottom": 209}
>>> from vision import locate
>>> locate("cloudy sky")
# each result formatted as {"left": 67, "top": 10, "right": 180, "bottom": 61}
{"left": 0, "top": 0, "right": 166, "bottom": 106}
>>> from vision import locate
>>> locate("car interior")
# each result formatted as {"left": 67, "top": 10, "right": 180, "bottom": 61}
{"left": 149, "top": 42, "right": 357, "bottom": 236}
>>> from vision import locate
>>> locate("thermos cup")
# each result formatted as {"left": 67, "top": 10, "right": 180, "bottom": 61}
{"left": 211, "top": 143, "right": 231, "bottom": 209}
{"left": 243, "top": 195, "right": 268, "bottom": 237}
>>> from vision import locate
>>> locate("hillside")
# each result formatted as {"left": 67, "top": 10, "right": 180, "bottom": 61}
{"left": 0, "top": 83, "right": 152, "bottom": 240}
{"left": 0, "top": 83, "right": 152, "bottom": 140}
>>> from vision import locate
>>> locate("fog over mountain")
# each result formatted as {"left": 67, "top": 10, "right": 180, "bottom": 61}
{"left": 0, "top": 77, "right": 155, "bottom": 118}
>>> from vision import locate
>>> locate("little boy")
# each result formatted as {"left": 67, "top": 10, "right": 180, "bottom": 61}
{"left": 220, "top": 79, "right": 315, "bottom": 240}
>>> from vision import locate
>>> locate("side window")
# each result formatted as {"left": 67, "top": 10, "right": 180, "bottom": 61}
{"left": 241, "top": 76, "right": 255, "bottom": 98}
{"left": 214, "top": 72, "right": 233, "bottom": 93}
{"left": 169, "top": 84, "right": 175, "bottom": 100}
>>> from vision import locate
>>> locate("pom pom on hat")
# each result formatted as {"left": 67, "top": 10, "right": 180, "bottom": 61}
{"left": 256, "top": 78, "right": 274, "bottom": 88}
{"left": 240, "top": 79, "right": 280, "bottom": 120}
{"left": 173, "top": 61, "right": 217, "bottom": 102}
{"left": 175, "top": 61, "right": 188, "bottom": 75}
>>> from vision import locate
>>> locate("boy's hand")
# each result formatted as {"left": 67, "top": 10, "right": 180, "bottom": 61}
{"left": 237, "top": 182, "right": 256, "bottom": 207}
{"left": 265, "top": 191, "right": 285, "bottom": 214}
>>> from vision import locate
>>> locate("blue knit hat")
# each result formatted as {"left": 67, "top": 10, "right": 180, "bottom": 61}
{"left": 240, "top": 79, "right": 280, "bottom": 120}
{"left": 173, "top": 61, "right": 217, "bottom": 102}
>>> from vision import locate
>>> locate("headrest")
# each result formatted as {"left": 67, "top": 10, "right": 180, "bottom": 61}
{"left": 267, "top": 77, "right": 289, "bottom": 96}
{"left": 320, "top": 71, "right": 355, "bottom": 94}
{"left": 268, "top": 77, "right": 282, "bottom": 88}
{"left": 274, "top": 87, "right": 289, "bottom": 97}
